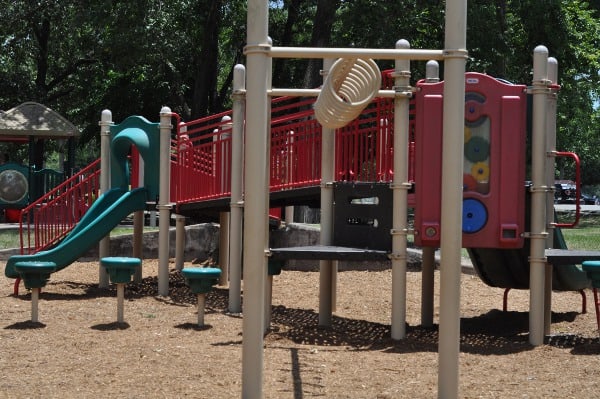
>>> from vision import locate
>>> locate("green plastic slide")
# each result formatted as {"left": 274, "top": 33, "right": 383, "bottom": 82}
{"left": 5, "top": 187, "right": 148, "bottom": 279}
{"left": 468, "top": 225, "right": 590, "bottom": 292}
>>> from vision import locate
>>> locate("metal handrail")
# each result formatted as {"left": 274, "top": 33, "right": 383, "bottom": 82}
{"left": 19, "top": 159, "right": 101, "bottom": 254}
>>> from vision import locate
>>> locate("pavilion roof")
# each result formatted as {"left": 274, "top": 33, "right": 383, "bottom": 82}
{"left": 0, "top": 102, "right": 79, "bottom": 140}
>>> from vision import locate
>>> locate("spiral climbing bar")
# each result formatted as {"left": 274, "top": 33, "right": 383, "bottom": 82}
{"left": 314, "top": 58, "right": 381, "bottom": 129}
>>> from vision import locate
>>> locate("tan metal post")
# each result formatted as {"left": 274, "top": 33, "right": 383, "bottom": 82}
{"left": 133, "top": 210, "right": 144, "bottom": 282}
{"left": 98, "top": 110, "right": 112, "bottom": 288}
{"left": 421, "top": 247, "right": 436, "bottom": 327}
{"left": 157, "top": 106, "right": 173, "bottom": 297}
{"left": 132, "top": 151, "right": 145, "bottom": 283}
{"left": 437, "top": 0, "right": 467, "bottom": 397}
{"left": 242, "top": 0, "right": 270, "bottom": 395}
{"left": 390, "top": 39, "right": 411, "bottom": 340}
{"left": 264, "top": 38, "right": 274, "bottom": 333}
{"left": 544, "top": 57, "right": 559, "bottom": 335}
{"left": 529, "top": 46, "right": 550, "bottom": 346}
{"left": 217, "top": 115, "right": 232, "bottom": 286}
{"left": 31, "top": 287, "right": 40, "bottom": 323}
{"left": 319, "top": 58, "right": 336, "bottom": 327}
{"left": 229, "top": 64, "right": 246, "bottom": 313}
{"left": 175, "top": 214, "right": 185, "bottom": 271}
{"left": 219, "top": 212, "right": 230, "bottom": 286}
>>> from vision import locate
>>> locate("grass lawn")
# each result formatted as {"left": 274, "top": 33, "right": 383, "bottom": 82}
{"left": 0, "top": 226, "right": 156, "bottom": 250}
{"left": 560, "top": 227, "right": 600, "bottom": 250}
{"left": 0, "top": 217, "right": 597, "bottom": 252}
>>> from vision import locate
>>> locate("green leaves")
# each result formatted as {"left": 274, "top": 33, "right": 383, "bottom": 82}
{"left": 0, "top": 0, "right": 598, "bottom": 182}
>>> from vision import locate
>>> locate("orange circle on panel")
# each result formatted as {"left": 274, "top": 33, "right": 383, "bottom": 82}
{"left": 463, "top": 173, "right": 477, "bottom": 191}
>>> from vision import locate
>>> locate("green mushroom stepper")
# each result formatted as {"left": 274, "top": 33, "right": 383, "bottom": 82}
{"left": 181, "top": 267, "right": 221, "bottom": 294}
{"left": 100, "top": 257, "right": 141, "bottom": 284}
{"left": 13, "top": 261, "right": 57, "bottom": 323}
{"left": 100, "top": 257, "right": 141, "bottom": 324}
{"left": 181, "top": 267, "right": 221, "bottom": 326}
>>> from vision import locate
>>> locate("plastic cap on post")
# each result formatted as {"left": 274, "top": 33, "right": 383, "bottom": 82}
{"left": 395, "top": 39, "right": 410, "bottom": 50}
{"left": 426, "top": 60, "right": 440, "bottom": 82}
{"left": 160, "top": 106, "right": 172, "bottom": 117}
{"left": 233, "top": 64, "right": 246, "bottom": 91}
{"left": 101, "top": 109, "right": 112, "bottom": 122}
{"left": 395, "top": 39, "right": 410, "bottom": 71}
{"left": 547, "top": 57, "right": 558, "bottom": 84}
{"left": 533, "top": 45, "right": 549, "bottom": 81}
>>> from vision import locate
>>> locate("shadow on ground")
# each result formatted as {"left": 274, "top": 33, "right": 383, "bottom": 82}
{"left": 10, "top": 270, "right": 600, "bottom": 355}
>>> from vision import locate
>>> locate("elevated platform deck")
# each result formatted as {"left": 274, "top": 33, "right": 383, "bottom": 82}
{"left": 176, "top": 185, "right": 321, "bottom": 222}
{"left": 545, "top": 249, "right": 600, "bottom": 265}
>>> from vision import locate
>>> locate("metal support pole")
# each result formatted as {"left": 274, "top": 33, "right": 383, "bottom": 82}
{"left": 390, "top": 39, "right": 411, "bottom": 340}
{"left": 117, "top": 283, "right": 125, "bottom": 323}
{"left": 242, "top": 1, "right": 269, "bottom": 396}
{"left": 285, "top": 207, "right": 294, "bottom": 223}
{"left": 529, "top": 46, "right": 550, "bottom": 346}
{"left": 219, "top": 212, "right": 230, "bottom": 285}
{"left": 229, "top": 64, "right": 246, "bottom": 314}
{"left": 197, "top": 294, "right": 206, "bottom": 326}
{"left": 437, "top": 1, "right": 467, "bottom": 397}
{"left": 270, "top": 46, "right": 444, "bottom": 60}
{"left": 544, "top": 57, "right": 559, "bottom": 335}
{"left": 319, "top": 58, "right": 335, "bottom": 327}
{"left": 31, "top": 287, "right": 40, "bottom": 323}
{"left": 158, "top": 106, "right": 173, "bottom": 297}
{"left": 132, "top": 210, "right": 144, "bottom": 282}
{"left": 98, "top": 110, "right": 112, "bottom": 288}
{"left": 265, "top": 275, "right": 273, "bottom": 330}
{"left": 421, "top": 246, "right": 436, "bottom": 327}
{"left": 175, "top": 214, "right": 186, "bottom": 271}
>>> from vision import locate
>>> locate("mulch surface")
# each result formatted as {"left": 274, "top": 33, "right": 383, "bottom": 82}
{"left": 1, "top": 259, "right": 600, "bottom": 398}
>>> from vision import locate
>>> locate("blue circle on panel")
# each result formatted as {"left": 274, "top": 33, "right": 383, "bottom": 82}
{"left": 462, "top": 198, "right": 487, "bottom": 233}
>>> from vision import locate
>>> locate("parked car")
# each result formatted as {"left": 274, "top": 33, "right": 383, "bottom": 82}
{"left": 554, "top": 181, "right": 599, "bottom": 205}
{"left": 581, "top": 192, "right": 599, "bottom": 205}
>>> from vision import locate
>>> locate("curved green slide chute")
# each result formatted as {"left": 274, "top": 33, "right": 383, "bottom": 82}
{"left": 5, "top": 187, "right": 148, "bottom": 279}
{"left": 4, "top": 115, "right": 159, "bottom": 280}
{"left": 468, "top": 224, "right": 590, "bottom": 292}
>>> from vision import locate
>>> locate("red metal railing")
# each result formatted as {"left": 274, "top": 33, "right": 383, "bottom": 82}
{"left": 22, "top": 69, "right": 411, "bottom": 249}
{"left": 170, "top": 73, "right": 414, "bottom": 206}
{"left": 270, "top": 96, "right": 322, "bottom": 190}
{"left": 171, "top": 111, "right": 234, "bottom": 204}
{"left": 19, "top": 159, "right": 101, "bottom": 254}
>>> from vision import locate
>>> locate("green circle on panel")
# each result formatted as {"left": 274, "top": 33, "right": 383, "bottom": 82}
{"left": 465, "top": 136, "right": 490, "bottom": 163}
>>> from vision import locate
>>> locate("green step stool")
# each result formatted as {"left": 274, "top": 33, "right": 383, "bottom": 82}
{"left": 181, "top": 267, "right": 221, "bottom": 326}
{"left": 101, "top": 257, "right": 141, "bottom": 324}
{"left": 582, "top": 261, "right": 600, "bottom": 334}
{"left": 14, "top": 261, "right": 57, "bottom": 323}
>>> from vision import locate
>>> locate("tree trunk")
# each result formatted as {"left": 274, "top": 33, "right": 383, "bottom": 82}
{"left": 273, "top": 0, "right": 305, "bottom": 86}
{"left": 191, "top": 0, "right": 222, "bottom": 119}
{"left": 302, "top": 0, "right": 340, "bottom": 89}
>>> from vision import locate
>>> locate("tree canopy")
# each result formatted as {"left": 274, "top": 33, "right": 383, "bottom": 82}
{"left": 0, "top": 0, "right": 599, "bottom": 182}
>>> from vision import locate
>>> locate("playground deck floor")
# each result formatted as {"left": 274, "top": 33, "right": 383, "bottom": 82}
{"left": 1, "top": 259, "right": 600, "bottom": 398}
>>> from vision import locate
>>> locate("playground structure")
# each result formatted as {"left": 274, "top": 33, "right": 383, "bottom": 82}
{"left": 4, "top": 52, "right": 598, "bottom": 399}
{"left": 5, "top": 1, "right": 600, "bottom": 397}
{"left": 0, "top": 102, "right": 79, "bottom": 221}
